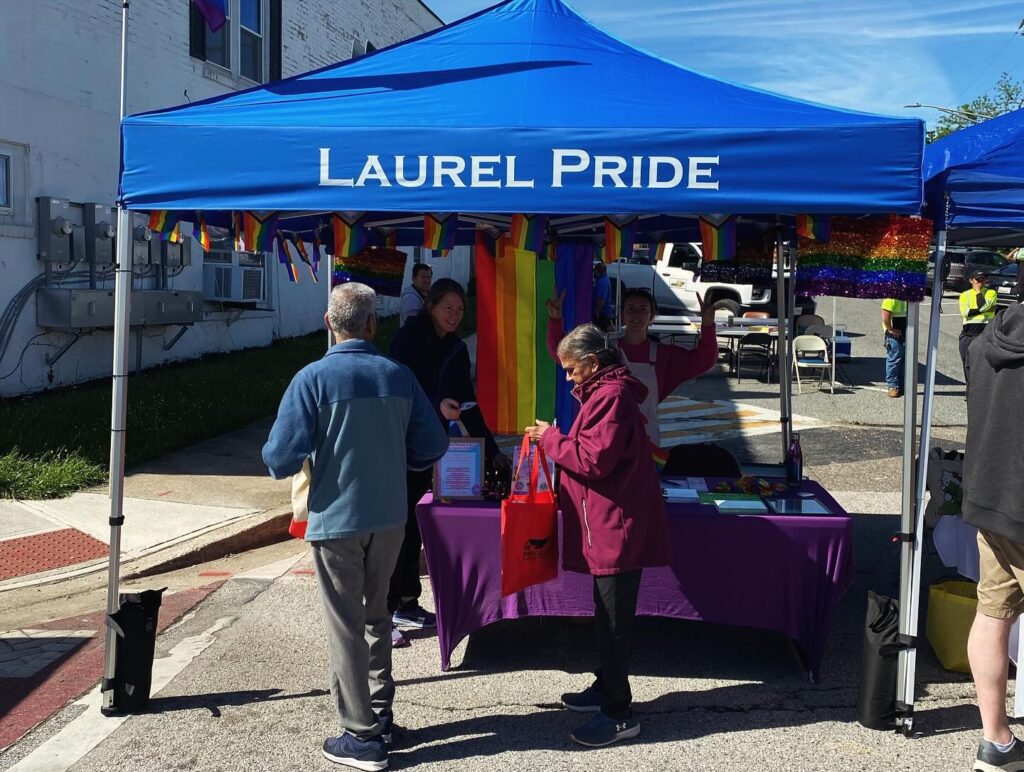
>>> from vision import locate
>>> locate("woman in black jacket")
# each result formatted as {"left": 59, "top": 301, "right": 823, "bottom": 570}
{"left": 387, "top": 278, "right": 507, "bottom": 637}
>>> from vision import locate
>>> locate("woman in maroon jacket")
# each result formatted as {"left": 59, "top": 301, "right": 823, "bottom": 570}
{"left": 525, "top": 323, "right": 670, "bottom": 749}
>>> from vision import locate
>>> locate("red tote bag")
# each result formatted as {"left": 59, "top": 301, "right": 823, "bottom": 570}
{"left": 501, "top": 435, "right": 559, "bottom": 597}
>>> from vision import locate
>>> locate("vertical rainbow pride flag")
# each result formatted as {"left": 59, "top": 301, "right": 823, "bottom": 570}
{"left": 553, "top": 244, "right": 597, "bottom": 432}
{"left": 604, "top": 217, "right": 637, "bottom": 263}
{"left": 233, "top": 212, "right": 278, "bottom": 252}
{"left": 148, "top": 211, "right": 183, "bottom": 243}
{"left": 699, "top": 215, "right": 736, "bottom": 261}
{"left": 331, "top": 214, "right": 369, "bottom": 258}
{"left": 423, "top": 214, "right": 458, "bottom": 251}
{"left": 475, "top": 231, "right": 555, "bottom": 435}
{"left": 510, "top": 214, "right": 547, "bottom": 254}
{"left": 796, "top": 214, "right": 831, "bottom": 242}
{"left": 277, "top": 239, "right": 300, "bottom": 283}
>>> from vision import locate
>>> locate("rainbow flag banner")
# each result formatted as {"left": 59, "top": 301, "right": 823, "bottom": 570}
{"left": 795, "top": 215, "right": 932, "bottom": 301}
{"left": 332, "top": 245, "right": 406, "bottom": 297}
{"left": 652, "top": 445, "right": 670, "bottom": 473}
{"left": 423, "top": 214, "right": 458, "bottom": 251}
{"left": 148, "top": 211, "right": 183, "bottom": 243}
{"left": 278, "top": 239, "right": 300, "bottom": 283}
{"left": 604, "top": 216, "right": 637, "bottom": 263}
{"left": 475, "top": 230, "right": 555, "bottom": 435}
{"left": 510, "top": 214, "right": 547, "bottom": 254}
{"left": 796, "top": 214, "right": 831, "bottom": 242}
{"left": 331, "top": 213, "right": 369, "bottom": 257}
{"left": 233, "top": 212, "right": 278, "bottom": 252}
{"left": 699, "top": 215, "right": 736, "bottom": 261}
{"left": 194, "top": 214, "right": 212, "bottom": 252}
{"left": 292, "top": 236, "right": 318, "bottom": 282}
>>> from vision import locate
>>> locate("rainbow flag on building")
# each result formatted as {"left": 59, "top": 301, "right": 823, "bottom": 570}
{"left": 475, "top": 231, "right": 556, "bottom": 435}
{"left": 510, "top": 214, "right": 547, "bottom": 254}
{"left": 332, "top": 246, "right": 405, "bottom": 297}
{"left": 278, "top": 239, "right": 300, "bottom": 283}
{"left": 699, "top": 215, "right": 736, "bottom": 261}
{"left": 148, "top": 211, "right": 183, "bottom": 243}
{"left": 293, "top": 236, "right": 318, "bottom": 282}
{"left": 604, "top": 217, "right": 637, "bottom": 263}
{"left": 423, "top": 214, "right": 457, "bottom": 251}
{"left": 795, "top": 214, "right": 831, "bottom": 242}
{"left": 194, "top": 214, "right": 211, "bottom": 252}
{"left": 332, "top": 214, "right": 369, "bottom": 257}
{"left": 233, "top": 212, "right": 278, "bottom": 252}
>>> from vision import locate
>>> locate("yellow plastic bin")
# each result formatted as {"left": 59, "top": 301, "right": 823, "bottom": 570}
{"left": 926, "top": 580, "right": 978, "bottom": 674}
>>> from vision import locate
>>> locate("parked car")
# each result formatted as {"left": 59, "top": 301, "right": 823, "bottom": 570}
{"left": 990, "top": 262, "right": 1020, "bottom": 305}
{"left": 927, "top": 248, "right": 1009, "bottom": 293}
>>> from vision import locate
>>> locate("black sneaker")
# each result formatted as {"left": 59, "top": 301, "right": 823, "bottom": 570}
{"left": 393, "top": 603, "right": 436, "bottom": 629}
{"left": 322, "top": 733, "right": 388, "bottom": 770}
{"left": 561, "top": 685, "right": 602, "bottom": 713}
{"left": 570, "top": 712, "right": 641, "bottom": 748}
{"left": 975, "top": 736, "right": 1024, "bottom": 771}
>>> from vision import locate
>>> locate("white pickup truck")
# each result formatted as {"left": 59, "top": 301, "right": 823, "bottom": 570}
{"left": 606, "top": 242, "right": 775, "bottom": 317}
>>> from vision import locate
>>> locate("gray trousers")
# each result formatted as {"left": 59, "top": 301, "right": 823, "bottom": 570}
{"left": 311, "top": 526, "right": 405, "bottom": 740}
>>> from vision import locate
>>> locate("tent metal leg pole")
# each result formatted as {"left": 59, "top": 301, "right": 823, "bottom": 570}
{"left": 101, "top": 0, "right": 131, "bottom": 715}
{"left": 895, "top": 232, "right": 948, "bottom": 733}
{"left": 895, "top": 298, "right": 923, "bottom": 733}
{"left": 786, "top": 249, "right": 797, "bottom": 436}
{"left": 101, "top": 206, "right": 134, "bottom": 713}
{"left": 776, "top": 229, "right": 791, "bottom": 462}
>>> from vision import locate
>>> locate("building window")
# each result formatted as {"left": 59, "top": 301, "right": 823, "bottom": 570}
{"left": 0, "top": 155, "right": 10, "bottom": 213}
{"left": 239, "top": 0, "right": 262, "bottom": 82}
{"left": 190, "top": 0, "right": 281, "bottom": 83}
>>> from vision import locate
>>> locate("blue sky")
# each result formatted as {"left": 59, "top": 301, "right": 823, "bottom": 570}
{"left": 424, "top": 0, "right": 1024, "bottom": 126}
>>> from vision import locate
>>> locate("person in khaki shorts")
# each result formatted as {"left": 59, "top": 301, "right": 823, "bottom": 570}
{"left": 963, "top": 302, "right": 1024, "bottom": 772}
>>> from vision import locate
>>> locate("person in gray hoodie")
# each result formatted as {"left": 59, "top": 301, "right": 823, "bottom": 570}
{"left": 963, "top": 302, "right": 1024, "bottom": 772}
{"left": 263, "top": 282, "right": 448, "bottom": 770}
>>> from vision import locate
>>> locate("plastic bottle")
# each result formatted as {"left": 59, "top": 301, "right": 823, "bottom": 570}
{"left": 786, "top": 432, "right": 803, "bottom": 487}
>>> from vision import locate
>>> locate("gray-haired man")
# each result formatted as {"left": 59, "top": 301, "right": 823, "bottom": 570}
{"left": 264, "top": 283, "right": 448, "bottom": 770}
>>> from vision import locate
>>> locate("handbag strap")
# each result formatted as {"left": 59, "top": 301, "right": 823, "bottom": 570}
{"left": 514, "top": 433, "right": 555, "bottom": 501}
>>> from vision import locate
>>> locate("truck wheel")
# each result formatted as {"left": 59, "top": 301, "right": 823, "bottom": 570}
{"left": 712, "top": 298, "right": 741, "bottom": 317}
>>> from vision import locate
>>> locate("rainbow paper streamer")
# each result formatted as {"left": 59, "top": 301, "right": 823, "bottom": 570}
{"left": 332, "top": 214, "right": 368, "bottom": 257}
{"left": 292, "top": 237, "right": 318, "bottom": 283}
{"left": 332, "top": 246, "right": 405, "bottom": 297}
{"left": 795, "top": 215, "right": 932, "bottom": 301}
{"left": 423, "top": 214, "right": 457, "bottom": 251}
{"left": 604, "top": 217, "right": 637, "bottom": 263}
{"left": 796, "top": 215, "right": 831, "bottom": 242}
{"left": 475, "top": 231, "right": 556, "bottom": 435}
{"left": 233, "top": 212, "right": 278, "bottom": 252}
{"left": 699, "top": 215, "right": 736, "bottom": 261}
{"left": 148, "top": 211, "right": 183, "bottom": 243}
{"left": 278, "top": 239, "right": 300, "bottom": 283}
{"left": 511, "top": 214, "right": 547, "bottom": 254}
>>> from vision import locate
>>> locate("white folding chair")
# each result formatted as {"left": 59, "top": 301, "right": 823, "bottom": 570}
{"left": 792, "top": 334, "right": 834, "bottom": 394}
{"left": 805, "top": 325, "right": 836, "bottom": 392}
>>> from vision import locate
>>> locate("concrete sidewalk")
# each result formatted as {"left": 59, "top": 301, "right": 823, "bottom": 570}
{"left": 0, "top": 419, "right": 292, "bottom": 592}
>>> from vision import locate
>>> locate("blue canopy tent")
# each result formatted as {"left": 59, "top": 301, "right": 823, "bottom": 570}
{"left": 103, "top": 0, "right": 925, "bottom": 712}
{"left": 892, "top": 109, "right": 1024, "bottom": 730}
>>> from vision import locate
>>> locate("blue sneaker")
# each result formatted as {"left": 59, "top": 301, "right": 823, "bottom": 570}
{"left": 561, "top": 685, "right": 602, "bottom": 713}
{"left": 322, "top": 733, "right": 388, "bottom": 770}
{"left": 393, "top": 603, "right": 436, "bottom": 629}
{"left": 570, "top": 712, "right": 641, "bottom": 748}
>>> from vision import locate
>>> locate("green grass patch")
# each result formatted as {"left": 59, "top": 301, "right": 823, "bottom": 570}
{"left": 0, "top": 315, "right": 399, "bottom": 499}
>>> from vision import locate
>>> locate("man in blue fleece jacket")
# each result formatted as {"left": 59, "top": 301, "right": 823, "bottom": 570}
{"left": 263, "top": 282, "right": 448, "bottom": 771}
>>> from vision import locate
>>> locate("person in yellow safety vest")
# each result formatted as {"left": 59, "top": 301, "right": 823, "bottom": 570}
{"left": 881, "top": 298, "right": 908, "bottom": 398}
{"left": 959, "top": 269, "right": 999, "bottom": 397}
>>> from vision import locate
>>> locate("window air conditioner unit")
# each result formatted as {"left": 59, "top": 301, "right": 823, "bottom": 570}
{"left": 203, "top": 264, "right": 265, "bottom": 303}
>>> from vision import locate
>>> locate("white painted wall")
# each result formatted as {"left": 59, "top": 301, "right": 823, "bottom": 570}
{"left": 0, "top": 0, "right": 442, "bottom": 397}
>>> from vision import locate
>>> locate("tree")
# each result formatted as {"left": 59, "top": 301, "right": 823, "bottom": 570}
{"left": 927, "top": 73, "right": 1024, "bottom": 142}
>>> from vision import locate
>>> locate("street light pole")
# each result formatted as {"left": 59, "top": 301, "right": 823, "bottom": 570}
{"left": 903, "top": 102, "right": 994, "bottom": 123}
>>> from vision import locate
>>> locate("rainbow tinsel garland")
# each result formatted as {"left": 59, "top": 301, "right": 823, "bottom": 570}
{"left": 332, "top": 246, "right": 406, "bottom": 297}
{"left": 795, "top": 215, "right": 932, "bottom": 301}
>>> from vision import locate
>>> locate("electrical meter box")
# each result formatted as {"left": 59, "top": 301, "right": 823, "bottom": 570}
{"left": 36, "top": 288, "right": 143, "bottom": 329}
{"left": 37, "top": 197, "right": 73, "bottom": 263}
{"left": 139, "top": 291, "right": 203, "bottom": 325}
{"left": 83, "top": 204, "right": 116, "bottom": 264}
{"left": 131, "top": 213, "right": 152, "bottom": 264}
{"left": 148, "top": 237, "right": 193, "bottom": 267}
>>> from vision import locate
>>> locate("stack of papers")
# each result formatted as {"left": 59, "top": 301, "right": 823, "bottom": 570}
{"left": 663, "top": 487, "right": 700, "bottom": 503}
{"left": 698, "top": 492, "right": 768, "bottom": 514}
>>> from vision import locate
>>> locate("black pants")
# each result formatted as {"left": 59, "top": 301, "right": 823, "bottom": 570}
{"left": 592, "top": 569, "right": 642, "bottom": 720}
{"left": 387, "top": 468, "right": 433, "bottom": 613}
{"left": 959, "top": 330, "right": 982, "bottom": 396}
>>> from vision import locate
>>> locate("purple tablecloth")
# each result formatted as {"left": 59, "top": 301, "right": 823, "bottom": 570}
{"left": 418, "top": 481, "right": 854, "bottom": 678}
